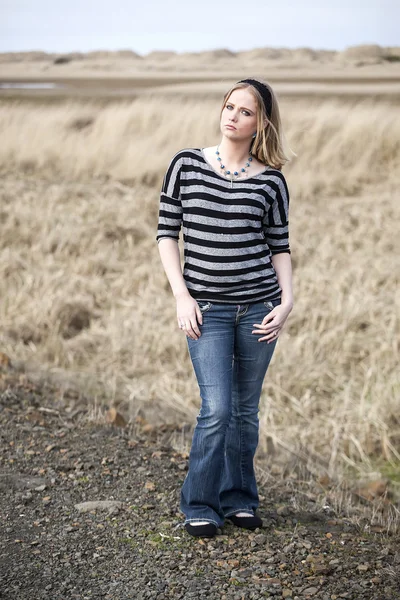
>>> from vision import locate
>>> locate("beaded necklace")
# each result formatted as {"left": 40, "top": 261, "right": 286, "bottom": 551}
{"left": 215, "top": 145, "right": 253, "bottom": 188}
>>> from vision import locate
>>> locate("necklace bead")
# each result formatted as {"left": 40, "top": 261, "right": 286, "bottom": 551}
{"left": 215, "top": 145, "right": 252, "bottom": 184}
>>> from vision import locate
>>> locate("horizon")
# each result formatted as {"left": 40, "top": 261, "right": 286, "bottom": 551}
{"left": 1, "top": 0, "right": 398, "bottom": 55}
{"left": 0, "top": 42, "right": 396, "bottom": 58}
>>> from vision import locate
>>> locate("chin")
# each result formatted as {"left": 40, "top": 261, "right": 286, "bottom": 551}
{"left": 223, "top": 129, "right": 240, "bottom": 137}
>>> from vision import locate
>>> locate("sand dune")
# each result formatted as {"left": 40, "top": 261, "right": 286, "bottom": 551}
{"left": 1, "top": 44, "right": 399, "bottom": 68}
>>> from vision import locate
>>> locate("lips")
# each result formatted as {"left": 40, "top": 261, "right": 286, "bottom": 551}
{"left": 225, "top": 124, "right": 236, "bottom": 130}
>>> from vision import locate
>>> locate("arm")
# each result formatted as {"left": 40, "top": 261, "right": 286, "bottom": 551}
{"left": 157, "top": 238, "right": 202, "bottom": 339}
{"left": 271, "top": 252, "right": 293, "bottom": 310}
{"left": 156, "top": 152, "right": 191, "bottom": 299}
{"left": 156, "top": 151, "right": 202, "bottom": 339}
{"left": 253, "top": 175, "right": 293, "bottom": 342}
{"left": 157, "top": 238, "right": 190, "bottom": 299}
{"left": 253, "top": 252, "right": 294, "bottom": 343}
{"left": 262, "top": 173, "right": 293, "bottom": 310}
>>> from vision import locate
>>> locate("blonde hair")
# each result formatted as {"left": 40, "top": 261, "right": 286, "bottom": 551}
{"left": 220, "top": 78, "right": 293, "bottom": 170}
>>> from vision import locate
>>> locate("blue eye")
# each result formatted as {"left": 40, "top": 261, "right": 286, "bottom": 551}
{"left": 225, "top": 104, "right": 251, "bottom": 116}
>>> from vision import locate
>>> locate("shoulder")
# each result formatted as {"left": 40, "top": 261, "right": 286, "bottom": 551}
{"left": 264, "top": 168, "right": 289, "bottom": 187}
{"left": 162, "top": 149, "right": 203, "bottom": 190}
{"left": 167, "top": 147, "right": 202, "bottom": 167}
{"left": 260, "top": 169, "right": 290, "bottom": 201}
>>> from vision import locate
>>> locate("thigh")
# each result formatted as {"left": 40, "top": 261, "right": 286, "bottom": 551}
{"left": 186, "top": 301, "right": 235, "bottom": 389}
{"left": 234, "top": 299, "right": 280, "bottom": 385}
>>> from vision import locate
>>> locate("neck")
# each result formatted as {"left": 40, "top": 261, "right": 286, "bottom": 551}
{"left": 217, "top": 138, "right": 252, "bottom": 167}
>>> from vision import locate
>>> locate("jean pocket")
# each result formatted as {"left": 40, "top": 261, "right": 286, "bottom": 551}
{"left": 263, "top": 298, "right": 281, "bottom": 311}
{"left": 197, "top": 301, "right": 213, "bottom": 313}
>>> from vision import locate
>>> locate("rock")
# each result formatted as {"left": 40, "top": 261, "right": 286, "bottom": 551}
{"left": 0, "top": 473, "right": 47, "bottom": 491}
{"left": 0, "top": 352, "right": 12, "bottom": 369}
{"left": 253, "top": 533, "right": 267, "bottom": 545}
{"left": 55, "top": 302, "right": 91, "bottom": 339}
{"left": 21, "top": 491, "right": 33, "bottom": 503}
{"left": 303, "top": 587, "right": 319, "bottom": 596}
{"left": 276, "top": 505, "right": 290, "bottom": 516}
{"left": 353, "top": 478, "right": 388, "bottom": 501}
{"left": 106, "top": 408, "right": 127, "bottom": 428}
{"left": 238, "top": 568, "right": 252, "bottom": 577}
{"left": 74, "top": 500, "right": 125, "bottom": 513}
{"left": 34, "top": 484, "right": 47, "bottom": 492}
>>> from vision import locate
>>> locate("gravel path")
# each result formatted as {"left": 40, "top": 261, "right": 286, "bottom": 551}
{"left": 1, "top": 371, "right": 399, "bottom": 600}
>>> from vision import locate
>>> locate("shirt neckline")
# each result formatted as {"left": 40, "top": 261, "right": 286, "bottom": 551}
{"left": 199, "top": 148, "right": 271, "bottom": 183}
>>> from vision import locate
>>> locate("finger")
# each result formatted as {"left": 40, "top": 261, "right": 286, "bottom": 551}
{"left": 263, "top": 314, "right": 277, "bottom": 325}
{"left": 178, "top": 321, "right": 192, "bottom": 337}
{"left": 258, "top": 330, "right": 280, "bottom": 343}
{"left": 195, "top": 306, "right": 203, "bottom": 326}
{"left": 253, "top": 319, "right": 274, "bottom": 328}
{"left": 252, "top": 323, "right": 271, "bottom": 330}
{"left": 178, "top": 318, "right": 197, "bottom": 335}
{"left": 185, "top": 321, "right": 200, "bottom": 340}
{"left": 253, "top": 318, "right": 281, "bottom": 331}
{"left": 190, "top": 319, "right": 201, "bottom": 338}
{"left": 252, "top": 326, "right": 276, "bottom": 334}
{"left": 252, "top": 325, "right": 279, "bottom": 336}
{"left": 253, "top": 314, "right": 275, "bottom": 327}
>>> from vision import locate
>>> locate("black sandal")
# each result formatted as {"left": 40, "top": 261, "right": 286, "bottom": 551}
{"left": 227, "top": 514, "right": 263, "bottom": 530}
{"left": 185, "top": 522, "right": 217, "bottom": 538}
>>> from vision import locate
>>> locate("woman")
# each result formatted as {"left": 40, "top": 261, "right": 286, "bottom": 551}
{"left": 156, "top": 77, "right": 294, "bottom": 538}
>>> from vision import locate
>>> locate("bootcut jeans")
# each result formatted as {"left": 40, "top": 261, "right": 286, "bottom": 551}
{"left": 180, "top": 297, "right": 281, "bottom": 528}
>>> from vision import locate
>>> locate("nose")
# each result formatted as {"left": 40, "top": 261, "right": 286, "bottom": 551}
{"left": 229, "top": 109, "right": 239, "bottom": 122}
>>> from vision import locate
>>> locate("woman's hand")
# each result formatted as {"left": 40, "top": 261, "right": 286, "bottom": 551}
{"left": 252, "top": 303, "right": 292, "bottom": 343}
{"left": 176, "top": 292, "right": 203, "bottom": 340}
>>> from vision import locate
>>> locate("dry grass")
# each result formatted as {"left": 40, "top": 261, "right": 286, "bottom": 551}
{"left": 1, "top": 96, "right": 399, "bottom": 192}
{"left": 0, "top": 94, "right": 399, "bottom": 497}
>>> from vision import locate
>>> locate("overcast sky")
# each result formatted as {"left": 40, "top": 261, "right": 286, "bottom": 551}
{"left": 1, "top": 0, "right": 398, "bottom": 55}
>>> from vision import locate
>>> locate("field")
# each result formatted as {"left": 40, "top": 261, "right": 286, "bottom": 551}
{"left": 1, "top": 51, "right": 400, "bottom": 509}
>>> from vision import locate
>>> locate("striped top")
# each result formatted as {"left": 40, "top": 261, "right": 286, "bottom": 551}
{"left": 156, "top": 148, "right": 291, "bottom": 304}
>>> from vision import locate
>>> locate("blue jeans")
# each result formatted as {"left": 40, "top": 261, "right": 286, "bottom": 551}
{"left": 180, "top": 298, "right": 281, "bottom": 527}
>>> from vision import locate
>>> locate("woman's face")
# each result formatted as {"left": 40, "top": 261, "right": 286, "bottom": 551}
{"left": 220, "top": 88, "right": 259, "bottom": 141}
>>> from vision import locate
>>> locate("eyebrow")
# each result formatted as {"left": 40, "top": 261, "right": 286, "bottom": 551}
{"left": 226, "top": 102, "right": 254, "bottom": 114}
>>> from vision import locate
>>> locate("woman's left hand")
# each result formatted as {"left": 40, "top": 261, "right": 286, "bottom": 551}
{"left": 252, "top": 303, "right": 293, "bottom": 343}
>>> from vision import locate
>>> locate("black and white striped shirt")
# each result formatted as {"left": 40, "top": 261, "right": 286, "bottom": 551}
{"left": 156, "top": 148, "right": 291, "bottom": 304}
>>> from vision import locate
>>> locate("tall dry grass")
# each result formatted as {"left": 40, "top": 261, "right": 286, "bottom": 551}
{"left": 1, "top": 96, "right": 399, "bottom": 195}
{"left": 0, "top": 95, "right": 399, "bottom": 489}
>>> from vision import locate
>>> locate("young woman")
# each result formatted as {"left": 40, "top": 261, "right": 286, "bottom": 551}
{"left": 156, "top": 78, "right": 293, "bottom": 538}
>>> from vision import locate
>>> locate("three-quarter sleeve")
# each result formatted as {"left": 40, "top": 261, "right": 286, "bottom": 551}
{"left": 156, "top": 151, "right": 183, "bottom": 243}
{"left": 262, "top": 173, "right": 291, "bottom": 255}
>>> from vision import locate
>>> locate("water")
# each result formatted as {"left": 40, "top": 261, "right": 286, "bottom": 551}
{"left": 0, "top": 82, "right": 62, "bottom": 89}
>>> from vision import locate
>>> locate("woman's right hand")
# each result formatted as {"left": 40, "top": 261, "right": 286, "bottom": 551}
{"left": 175, "top": 292, "right": 202, "bottom": 340}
